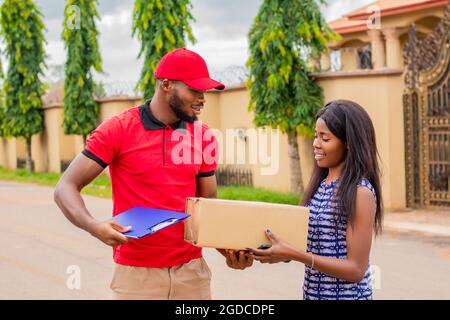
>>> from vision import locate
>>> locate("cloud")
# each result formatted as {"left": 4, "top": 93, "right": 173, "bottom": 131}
{"left": 96, "top": 7, "right": 141, "bottom": 83}
{"left": 186, "top": 0, "right": 262, "bottom": 71}
{"left": 36, "top": 0, "right": 140, "bottom": 84}
{"left": 34, "top": 0, "right": 133, "bottom": 20}
{"left": 190, "top": 0, "right": 262, "bottom": 40}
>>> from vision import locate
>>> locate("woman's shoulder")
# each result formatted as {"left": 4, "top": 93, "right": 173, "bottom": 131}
{"left": 357, "top": 178, "right": 376, "bottom": 199}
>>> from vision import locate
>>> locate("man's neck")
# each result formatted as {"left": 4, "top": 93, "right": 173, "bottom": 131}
{"left": 148, "top": 96, "right": 178, "bottom": 125}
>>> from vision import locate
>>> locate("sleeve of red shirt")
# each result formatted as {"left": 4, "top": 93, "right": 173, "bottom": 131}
{"left": 82, "top": 116, "right": 123, "bottom": 168}
{"left": 197, "top": 124, "right": 219, "bottom": 177}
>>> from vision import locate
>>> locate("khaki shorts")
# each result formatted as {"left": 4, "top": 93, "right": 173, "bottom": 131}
{"left": 110, "top": 257, "right": 212, "bottom": 300}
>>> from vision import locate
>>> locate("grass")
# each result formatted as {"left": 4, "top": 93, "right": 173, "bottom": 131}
{"left": 0, "top": 167, "right": 300, "bottom": 204}
{"left": 218, "top": 185, "right": 299, "bottom": 205}
{"left": 0, "top": 167, "right": 112, "bottom": 199}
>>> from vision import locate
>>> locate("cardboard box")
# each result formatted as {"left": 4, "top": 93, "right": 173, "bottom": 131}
{"left": 184, "top": 198, "right": 309, "bottom": 251}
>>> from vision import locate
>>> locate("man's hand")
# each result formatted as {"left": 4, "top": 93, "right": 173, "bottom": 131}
{"left": 217, "top": 249, "right": 254, "bottom": 270}
{"left": 88, "top": 220, "right": 132, "bottom": 247}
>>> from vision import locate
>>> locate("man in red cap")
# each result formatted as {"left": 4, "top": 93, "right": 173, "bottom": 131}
{"left": 54, "top": 48, "right": 253, "bottom": 300}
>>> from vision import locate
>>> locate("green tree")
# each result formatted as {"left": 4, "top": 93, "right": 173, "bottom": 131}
{"left": 0, "top": 0, "right": 47, "bottom": 173}
{"left": 247, "top": 0, "right": 339, "bottom": 195}
{"left": 132, "top": 0, "right": 196, "bottom": 99}
{"left": 62, "top": 0, "right": 102, "bottom": 144}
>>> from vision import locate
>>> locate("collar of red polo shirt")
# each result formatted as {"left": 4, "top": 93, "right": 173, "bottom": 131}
{"left": 154, "top": 48, "right": 225, "bottom": 91}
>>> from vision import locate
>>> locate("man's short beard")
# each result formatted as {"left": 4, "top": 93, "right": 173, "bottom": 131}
{"left": 169, "top": 93, "right": 197, "bottom": 123}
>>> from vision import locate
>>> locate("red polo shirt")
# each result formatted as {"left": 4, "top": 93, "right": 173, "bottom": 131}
{"left": 83, "top": 101, "right": 218, "bottom": 268}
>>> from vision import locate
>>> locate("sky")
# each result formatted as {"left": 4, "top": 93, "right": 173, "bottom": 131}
{"left": 1, "top": 0, "right": 375, "bottom": 89}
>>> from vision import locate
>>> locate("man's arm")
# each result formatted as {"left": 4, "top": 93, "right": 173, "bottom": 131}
{"left": 54, "top": 153, "right": 131, "bottom": 247}
{"left": 196, "top": 174, "right": 253, "bottom": 270}
{"left": 196, "top": 174, "right": 217, "bottom": 198}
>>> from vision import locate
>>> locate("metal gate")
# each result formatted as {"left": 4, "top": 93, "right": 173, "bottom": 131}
{"left": 403, "top": 3, "right": 450, "bottom": 208}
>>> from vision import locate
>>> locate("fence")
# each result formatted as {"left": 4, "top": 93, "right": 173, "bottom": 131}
{"left": 216, "top": 166, "right": 253, "bottom": 186}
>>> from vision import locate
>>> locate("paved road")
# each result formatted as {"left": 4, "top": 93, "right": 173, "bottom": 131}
{"left": 0, "top": 181, "right": 449, "bottom": 300}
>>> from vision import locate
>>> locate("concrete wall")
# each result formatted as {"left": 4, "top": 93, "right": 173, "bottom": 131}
{"left": 45, "top": 106, "right": 64, "bottom": 173}
{"left": 31, "top": 132, "right": 48, "bottom": 172}
{"left": 16, "top": 139, "right": 25, "bottom": 160}
{"left": 340, "top": 47, "right": 360, "bottom": 71}
{"left": 314, "top": 70, "right": 406, "bottom": 209}
{"left": 203, "top": 87, "right": 314, "bottom": 194}
{"left": 0, "top": 137, "right": 17, "bottom": 170}
{"left": 98, "top": 97, "right": 143, "bottom": 123}
{"left": 0, "top": 97, "right": 142, "bottom": 174}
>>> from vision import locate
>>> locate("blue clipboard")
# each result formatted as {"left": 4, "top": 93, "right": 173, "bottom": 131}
{"left": 112, "top": 207, "right": 190, "bottom": 239}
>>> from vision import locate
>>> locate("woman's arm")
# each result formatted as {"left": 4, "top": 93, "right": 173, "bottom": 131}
{"left": 249, "top": 186, "right": 376, "bottom": 283}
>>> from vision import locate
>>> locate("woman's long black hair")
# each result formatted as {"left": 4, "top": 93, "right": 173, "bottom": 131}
{"left": 301, "top": 100, "right": 383, "bottom": 235}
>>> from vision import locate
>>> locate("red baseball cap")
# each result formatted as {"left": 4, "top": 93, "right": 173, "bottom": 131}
{"left": 154, "top": 48, "right": 225, "bottom": 91}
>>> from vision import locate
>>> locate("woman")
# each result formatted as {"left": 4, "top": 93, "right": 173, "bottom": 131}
{"left": 248, "top": 100, "right": 383, "bottom": 300}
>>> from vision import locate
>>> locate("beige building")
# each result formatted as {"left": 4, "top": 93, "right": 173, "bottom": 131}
{"left": 1, "top": 0, "right": 449, "bottom": 210}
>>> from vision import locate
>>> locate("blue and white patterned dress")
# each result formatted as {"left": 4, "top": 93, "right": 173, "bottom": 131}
{"left": 303, "top": 178, "right": 375, "bottom": 300}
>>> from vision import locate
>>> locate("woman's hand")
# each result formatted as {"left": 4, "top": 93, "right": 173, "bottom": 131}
{"left": 247, "top": 229, "right": 297, "bottom": 264}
